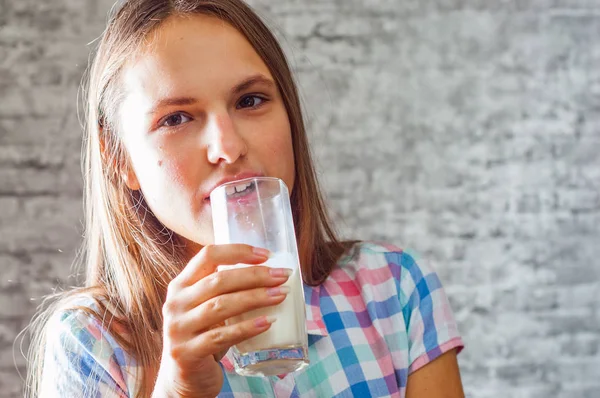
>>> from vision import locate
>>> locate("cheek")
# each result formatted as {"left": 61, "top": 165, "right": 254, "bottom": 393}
{"left": 272, "top": 136, "right": 293, "bottom": 160}
{"left": 157, "top": 156, "right": 186, "bottom": 187}
{"left": 266, "top": 112, "right": 294, "bottom": 161}
{"left": 260, "top": 128, "right": 295, "bottom": 188}
{"left": 128, "top": 141, "right": 194, "bottom": 196}
{"left": 257, "top": 123, "right": 292, "bottom": 159}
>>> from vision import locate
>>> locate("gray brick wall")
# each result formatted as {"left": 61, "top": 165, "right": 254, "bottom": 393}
{"left": 1, "top": 0, "right": 599, "bottom": 397}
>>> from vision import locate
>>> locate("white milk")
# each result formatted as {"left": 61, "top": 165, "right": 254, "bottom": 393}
{"left": 218, "top": 252, "right": 307, "bottom": 354}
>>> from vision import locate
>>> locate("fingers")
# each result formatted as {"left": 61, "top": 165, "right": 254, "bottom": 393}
{"left": 161, "top": 243, "right": 291, "bottom": 369}
{"left": 170, "top": 316, "right": 277, "bottom": 361}
{"left": 179, "top": 265, "right": 292, "bottom": 310}
{"left": 174, "top": 244, "right": 271, "bottom": 287}
{"left": 176, "top": 286, "right": 289, "bottom": 335}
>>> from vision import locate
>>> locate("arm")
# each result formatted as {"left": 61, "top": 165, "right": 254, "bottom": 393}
{"left": 406, "top": 349, "right": 464, "bottom": 398}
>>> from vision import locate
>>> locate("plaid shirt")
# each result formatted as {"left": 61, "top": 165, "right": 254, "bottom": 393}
{"left": 41, "top": 242, "right": 464, "bottom": 397}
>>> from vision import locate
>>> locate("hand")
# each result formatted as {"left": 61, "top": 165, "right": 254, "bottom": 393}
{"left": 152, "top": 244, "right": 291, "bottom": 398}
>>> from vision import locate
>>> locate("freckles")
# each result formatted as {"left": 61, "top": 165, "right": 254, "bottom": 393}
{"left": 158, "top": 160, "right": 163, "bottom": 167}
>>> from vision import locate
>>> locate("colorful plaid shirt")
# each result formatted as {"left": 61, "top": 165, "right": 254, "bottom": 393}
{"left": 41, "top": 242, "right": 464, "bottom": 397}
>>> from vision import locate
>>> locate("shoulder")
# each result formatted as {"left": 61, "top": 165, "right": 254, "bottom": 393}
{"left": 48, "top": 295, "right": 100, "bottom": 328}
{"left": 46, "top": 295, "right": 126, "bottom": 364}
{"left": 51, "top": 294, "right": 130, "bottom": 353}
{"left": 46, "top": 295, "right": 102, "bottom": 343}
{"left": 337, "top": 240, "right": 428, "bottom": 278}
{"left": 332, "top": 241, "right": 464, "bottom": 372}
{"left": 334, "top": 241, "right": 444, "bottom": 302}
{"left": 42, "top": 295, "right": 133, "bottom": 395}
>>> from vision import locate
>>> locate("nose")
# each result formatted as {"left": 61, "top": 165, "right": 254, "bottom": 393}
{"left": 206, "top": 112, "right": 248, "bottom": 165}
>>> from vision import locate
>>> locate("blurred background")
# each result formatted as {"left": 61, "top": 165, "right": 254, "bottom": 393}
{"left": 1, "top": 0, "right": 599, "bottom": 397}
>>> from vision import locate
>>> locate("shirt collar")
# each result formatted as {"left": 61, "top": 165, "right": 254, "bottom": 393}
{"left": 303, "top": 283, "right": 328, "bottom": 336}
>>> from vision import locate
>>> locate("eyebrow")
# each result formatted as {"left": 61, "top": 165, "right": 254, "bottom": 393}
{"left": 146, "top": 74, "right": 276, "bottom": 116}
{"left": 147, "top": 97, "right": 198, "bottom": 116}
{"left": 230, "top": 74, "right": 276, "bottom": 96}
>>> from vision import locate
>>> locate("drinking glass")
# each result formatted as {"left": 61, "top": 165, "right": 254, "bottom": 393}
{"left": 210, "top": 177, "right": 309, "bottom": 376}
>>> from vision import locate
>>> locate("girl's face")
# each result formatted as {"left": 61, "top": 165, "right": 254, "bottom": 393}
{"left": 117, "top": 14, "right": 295, "bottom": 252}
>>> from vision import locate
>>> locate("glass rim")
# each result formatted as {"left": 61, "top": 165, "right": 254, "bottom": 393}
{"left": 212, "top": 176, "right": 283, "bottom": 190}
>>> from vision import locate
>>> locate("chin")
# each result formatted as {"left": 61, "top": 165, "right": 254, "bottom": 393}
{"left": 187, "top": 232, "right": 214, "bottom": 248}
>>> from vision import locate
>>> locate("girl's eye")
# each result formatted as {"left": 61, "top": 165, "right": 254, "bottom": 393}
{"left": 237, "top": 95, "right": 266, "bottom": 109}
{"left": 160, "top": 113, "right": 192, "bottom": 127}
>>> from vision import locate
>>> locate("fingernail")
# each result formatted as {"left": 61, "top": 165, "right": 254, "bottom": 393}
{"left": 254, "top": 315, "right": 277, "bottom": 328}
{"left": 253, "top": 247, "right": 271, "bottom": 258}
{"left": 269, "top": 268, "right": 292, "bottom": 277}
{"left": 266, "top": 286, "right": 290, "bottom": 296}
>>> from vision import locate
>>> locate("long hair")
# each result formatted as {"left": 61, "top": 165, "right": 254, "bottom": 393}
{"left": 26, "top": 1, "right": 352, "bottom": 396}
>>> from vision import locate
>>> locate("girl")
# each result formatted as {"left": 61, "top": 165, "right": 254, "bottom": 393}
{"left": 27, "top": 0, "right": 464, "bottom": 397}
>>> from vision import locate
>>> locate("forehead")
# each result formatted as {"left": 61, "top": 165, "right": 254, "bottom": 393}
{"left": 121, "top": 14, "right": 273, "bottom": 101}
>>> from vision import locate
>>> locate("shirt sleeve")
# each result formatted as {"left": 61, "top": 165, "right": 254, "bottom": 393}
{"left": 40, "top": 308, "right": 130, "bottom": 398}
{"left": 396, "top": 250, "right": 464, "bottom": 374}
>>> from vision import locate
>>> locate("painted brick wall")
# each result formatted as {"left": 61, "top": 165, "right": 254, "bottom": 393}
{"left": 1, "top": 0, "right": 599, "bottom": 397}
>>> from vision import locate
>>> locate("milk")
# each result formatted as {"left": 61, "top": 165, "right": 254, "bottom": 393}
{"left": 218, "top": 252, "right": 307, "bottom": 354}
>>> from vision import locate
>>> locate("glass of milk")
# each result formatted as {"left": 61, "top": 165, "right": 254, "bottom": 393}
{"left": 210, "top": 177, "right": 309, "bottom": 377}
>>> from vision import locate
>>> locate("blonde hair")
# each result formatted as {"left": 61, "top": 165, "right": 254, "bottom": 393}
{"left": 26, "top": 1, "right": 353, "bottom": 396}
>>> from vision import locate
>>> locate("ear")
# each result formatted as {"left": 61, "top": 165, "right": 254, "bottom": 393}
{"left": 98, "top": 129, "right": 141, "bottom": 191}
{"left": 121, "top": 164, "right": 141, "bottom": 191}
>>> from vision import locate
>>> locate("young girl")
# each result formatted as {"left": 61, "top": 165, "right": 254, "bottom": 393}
{"left": 27, "top": 0, "right": 465, "bottom": 397}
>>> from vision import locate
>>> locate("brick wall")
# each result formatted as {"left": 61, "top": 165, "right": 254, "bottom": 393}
{"left": 1, "top": 0, "right": 599, "bottom": 397}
